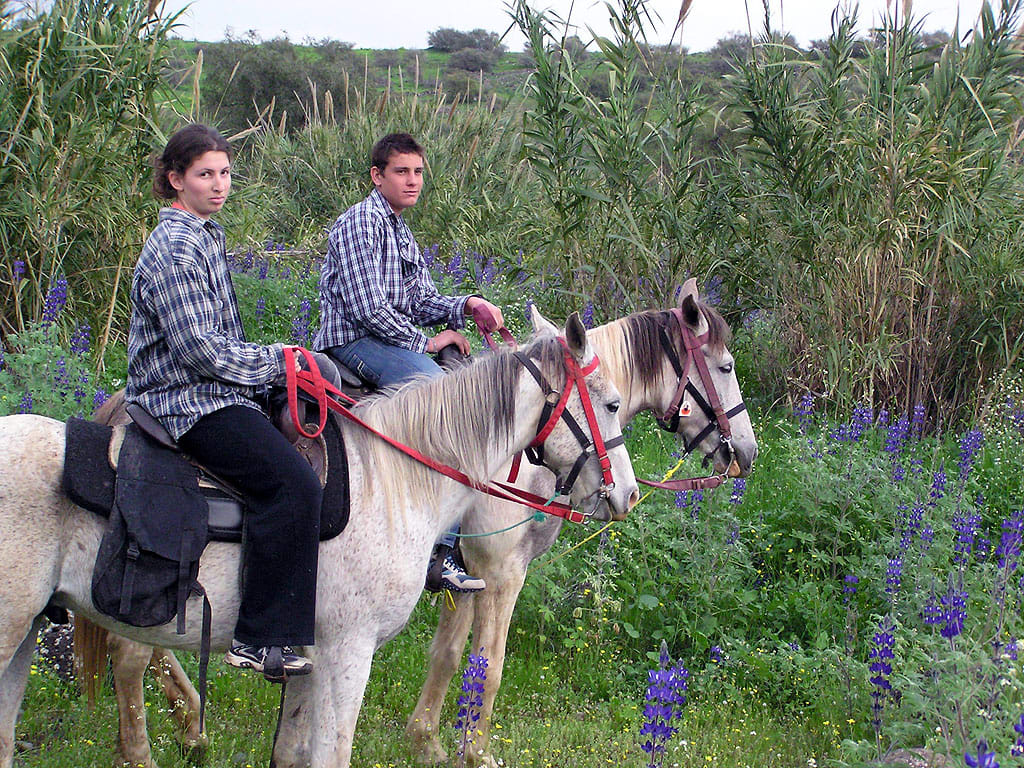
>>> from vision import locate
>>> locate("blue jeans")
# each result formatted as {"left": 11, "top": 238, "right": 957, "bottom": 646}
{"left": 326, "top": 336, "right": 459, "bottom": 549}
{"left": 328, "top": 336, "right": 442, "bottom": 389}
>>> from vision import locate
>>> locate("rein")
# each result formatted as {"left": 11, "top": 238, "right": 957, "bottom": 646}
{"left": 281, "top": 343, "right": 616, "bottom": 525}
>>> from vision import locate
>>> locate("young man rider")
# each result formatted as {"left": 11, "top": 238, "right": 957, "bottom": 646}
{"left": 313, "top": 132, "right": 505, "bottom": 593}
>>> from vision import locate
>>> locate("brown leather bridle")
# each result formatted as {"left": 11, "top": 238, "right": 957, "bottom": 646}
{"left": 639, "top": 308, "right": 747, "bottom": 493}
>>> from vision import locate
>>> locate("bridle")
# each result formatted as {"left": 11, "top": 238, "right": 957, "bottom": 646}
{"left": 510, "top": 338, "right": 622, "bottom": 516}
{"left": 282, "top": 339, "right": 622, "bottom": 525}
{"left": 639, "top": 307, "right": 748, "bottom": 493}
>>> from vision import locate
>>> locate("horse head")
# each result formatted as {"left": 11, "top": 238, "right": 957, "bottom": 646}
{"left": 523, "top": 312, "right": 640, "bottom": 522}
{"left": 663, "top": 278, "right": 757, "bottom": 478}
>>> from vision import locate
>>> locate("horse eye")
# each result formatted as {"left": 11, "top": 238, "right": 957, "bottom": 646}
{"left": 606, "top": 401, "right": 620, "bottom": 414}
{"left": 720, "top": 363, "right": 734, "bottom": 374}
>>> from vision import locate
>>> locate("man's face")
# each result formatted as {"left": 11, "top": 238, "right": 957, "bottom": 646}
{"left": 370, "top": 151, "right": 424, "bottom": 213}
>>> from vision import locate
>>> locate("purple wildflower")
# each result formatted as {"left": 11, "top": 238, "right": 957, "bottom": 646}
{"left": 454, "top": 648, "right": 488, "bottom": 759}
{"left": 869, "top": 615, "right": 896, "bottom": 735}
{"left": 796, "top": 392, "right": 814, "bottom": 435}
{"left": 709, "top": 645, "right": 723, "bottom": 663}
{"left": 12, "top": 260, "right": 26, "bottom": 282}
{"left": 255, "top": 297, "right": 266, "bottom": 326}
{"left": 911, "top": 403, "right": 926, "bottom": 438}
{"left": 929, "top": 464, "right": 947, "bottom": 505}
{"left": 290, "top": 299, "right": 312, "bottom": 346}
{"left": 964, "top": 740, "right": 998, "bottom": 768}
{"left": 997, "top": 510, "right": 1024, "bottom": 572}
{"left": 1012, "top": 712, "right": 1024, "bottom": 756}
{"left": 18, "top": 391, "right": 33, "bottom": 414}
{"left": 843, "top": 574, "right": 858, "bottom": 604}
{"left": 885, "top": 557, "right": 903, "bottom": 598}
{"left": 958, "top": 429, "right": 984, "bottom": 482}
{"left": 639, "top": 640, "right": 689, "bottom": 767}
{"left": 41, "top": 276, "right": 68, "bottom": 326}
{"left": 939, "top": 579, "right": 968, "bottom": 640}
{"left": 92, "top": 389, "right": 109, "bottom": 413}
{"left": 70, "top": 323, "right": 91, "bottom": 356}
{"left": 581, "top": 301, "right": 594, "bottom": 329}
{"left": 729, "top": 477, "right": 746, "bottom": 505}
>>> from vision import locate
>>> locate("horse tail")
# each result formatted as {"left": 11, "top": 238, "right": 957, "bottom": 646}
{"left": 73, "top": 615, "right": 109, "bottom": 709}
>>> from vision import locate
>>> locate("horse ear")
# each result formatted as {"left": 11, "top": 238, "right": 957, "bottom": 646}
{"left": 564, "top": 312, "right": 591, "bottom": 361}
{"left": 530, "top": 303, "right": 560, "bottom": 337}
{"left": 679, "top": 277, "right": 702, "bottom": 328}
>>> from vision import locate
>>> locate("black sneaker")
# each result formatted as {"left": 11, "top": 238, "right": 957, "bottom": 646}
{"left": 224, "top": 643, "right": 312, "bottom": 682}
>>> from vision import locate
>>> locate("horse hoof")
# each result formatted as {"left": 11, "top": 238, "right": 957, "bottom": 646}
{"left": 409, "top": 737, "right": 448, "bottom": 765}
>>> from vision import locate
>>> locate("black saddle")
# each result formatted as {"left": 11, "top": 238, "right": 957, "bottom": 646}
{"left": 63, "top": 406, "right": 350, "bottom": 544}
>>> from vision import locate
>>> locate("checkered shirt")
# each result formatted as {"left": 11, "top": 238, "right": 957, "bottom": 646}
{"left": 126, "top": 207, "right": 286, "bottom": 440}
{"left": 312, "top": 188, "right": 469, "bottom": 353}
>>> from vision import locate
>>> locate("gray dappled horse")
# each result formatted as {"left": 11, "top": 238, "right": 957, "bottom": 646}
{"left": 0, "top": 315, "right": 638, "bottom": 768}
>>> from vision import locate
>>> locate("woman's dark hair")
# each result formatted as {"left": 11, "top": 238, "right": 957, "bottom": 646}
{"left": 370, "top": 132, "right": 424, "bottom": 172}
{"left": 152, "top": 124, "right": 232, "bottom": 200}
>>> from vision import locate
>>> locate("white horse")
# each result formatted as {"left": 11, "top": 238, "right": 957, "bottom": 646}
{"left": 0, "top": 315, "right": 638, "bottom": 768}
{"left": 74, "top": 279, "right": 757, "bottom": 768}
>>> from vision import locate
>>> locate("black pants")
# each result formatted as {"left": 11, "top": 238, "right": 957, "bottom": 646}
{"left": 179, "top": 405, "right": 321, "bottom": 647}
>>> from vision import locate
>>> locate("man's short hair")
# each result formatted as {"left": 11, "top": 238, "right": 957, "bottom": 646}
{"left": 371, "top": 133, "right": 425, "bottom": 171}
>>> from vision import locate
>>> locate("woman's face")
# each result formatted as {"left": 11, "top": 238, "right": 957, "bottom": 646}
{"left": 168, "top": 150, "right": 231, "bottom": 220}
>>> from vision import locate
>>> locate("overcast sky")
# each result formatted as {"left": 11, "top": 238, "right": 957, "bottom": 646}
{"left": 156, "top": 0, "right": 991, "bottom": 52}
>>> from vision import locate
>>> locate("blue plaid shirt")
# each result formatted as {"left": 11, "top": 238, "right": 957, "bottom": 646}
{"left": 126, "top": 207, "right": 287, "bottom": 440}
{"left": 313, "top": 188, "right": 469, "bottom": 353}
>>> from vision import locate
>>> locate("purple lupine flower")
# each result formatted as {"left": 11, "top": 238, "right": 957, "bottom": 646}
{"left": 885, "top": 417, "right": 910, "bottom": 456}
{"left": 998, "top": 510, "right": 1024, "bottom": 572}
{"left": 729, "top": 478, "right": 746, "bottom": 505}
{"left": 290, "top": 299, "right": 312, "bottom": 346}
{"left": 940, "top": 579, "right": 968, "bottom": 640}
{"left": 639, "top": 640, "right": 689, "bottom": 767}
{"left": 1011, "top": 712, "right": 1024, "bottom": 756}
{"left": 454, "top": 648, "right": 488, "bottom": 759}
{"left": 958, "top": 429, "right": 984, "bottom": 481}
{"left": 1007, "top": 638, "right": 1019, "bottom": 661}
{"left": 18, "top": 391, "right": 33, "bottom": 414}
{"left": 885, "top": 557, "right": 903, "bottom": 597}
{"left": 73, "top": 370, "right": 88, "bottom": 410}
{"left": 795, "top": 392, "right": 814, "bottom": 435}
{"left": 709, "top": 645, "right": 723, "bottom": 663}
{"left": 911, "top": 403, "right": 926, "bottom": 438}
{"left": 964, "top": 740, "right": 998, "bottom": 768}
{"left": 581, "top": 301, "right": 594, "bottom": 329}
{"left": 725, "top": 523, "right": 740, "bottom": 546}
{"left": 92, "top": 389, "right": 109, "bottom": 413}
{"left": 877, "top": 409, "right": 890, "bottom": 428}
{"left": 850, "top": 404, "right": 873, "bottom": 441}
{"left": 53, "top": 357, "right": 69, "bottom": 397}
{"left": 930, "top": 464, "right": 947, "bottom": 505}
{"left": 703, "top": 276, "right": 722, "bottom": 306}
{"left": 257, "top": 260, "right": 269, "bottom": 280}
{"left": 422, "top": 243, "right": 440, "bottom": 269}
{"left": 953, "top": 512, "right": 981, "bottom": 566}
{"left": 869, "top": 615, "right": 896, "bottom": 735}
{"left": 12, "top": 260, "right": 25, "bottom": 282}
{"left": 843, "top": 575, "right": 858, "bottom": 604}
{"left": 0, "top": 345, "right": 4, "bottom": 372}
{"left": 70, "top": 323, "right": 91, "bottom": 356}
{"left": 41, "top": 276, "right": 68, "bottom": 325}
{"left": 254, "top": 297, "right": 266, "bottom": 326}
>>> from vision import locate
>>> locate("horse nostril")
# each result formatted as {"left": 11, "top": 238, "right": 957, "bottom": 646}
{"left": 628, "top": 488, "right": 640, "bottom": 509}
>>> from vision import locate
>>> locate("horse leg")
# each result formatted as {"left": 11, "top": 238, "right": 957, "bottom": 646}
{"left": 270, "top": 674, "right": 313, "bottom": 768}
{"left": 108, "top": 633, "right": 160, "bottom": 768}
{"left": 307, "top": 638, "right": 375, "bottom": 768}
{"left": 0, "top": 614, "right": 45, "bottom": 768}
{"left": 405, "top": 594, "right": 476, "bottom": 764}
{"left": 148, "top": 648, "right": 208, "bottom": 756}
{"left": 464, "top": 565, "right": 528, "bottom": 768}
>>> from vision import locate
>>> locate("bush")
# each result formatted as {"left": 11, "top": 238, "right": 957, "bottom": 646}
{"left": 446, "top": 47, "right": 498, "bottom": 73}
{"left": 427, "top": 27, "right": 504, "bottom": 53}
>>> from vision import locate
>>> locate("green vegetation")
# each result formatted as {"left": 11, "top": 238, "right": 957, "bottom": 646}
{"left": 4, "top": 0, "right": 1024, "bottom": 765}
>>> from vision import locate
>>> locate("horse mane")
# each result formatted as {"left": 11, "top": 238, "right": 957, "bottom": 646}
{"left": 341, "top": 334, "right": 570, "bottom": 514}
{"left": 589, "top": 300, "right": 730, "bottom": 404}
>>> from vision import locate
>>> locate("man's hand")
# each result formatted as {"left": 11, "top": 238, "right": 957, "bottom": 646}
{"left": 427, "top": 329, "right": 471, "bottom": 355}
{"left": 466, "top": 297, "right": 505, "bottom": 333}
